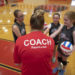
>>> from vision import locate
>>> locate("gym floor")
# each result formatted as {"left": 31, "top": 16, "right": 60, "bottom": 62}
{"left": 0, "top": 0, "right": 75, "bottom": 75}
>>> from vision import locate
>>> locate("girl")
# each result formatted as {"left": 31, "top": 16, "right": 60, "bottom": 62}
{"left": 44, "top": 13, "right": 63, "bottom": 63}
{"left": 12, "top": 10, "right": 26, "bottom": 42}
{"left": 53, "top": 11, "right": 75, "bottom": 75}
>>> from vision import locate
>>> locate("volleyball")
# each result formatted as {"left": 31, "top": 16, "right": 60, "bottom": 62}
{"left": 60, "top": 41, "right": 73, "bottom": 56}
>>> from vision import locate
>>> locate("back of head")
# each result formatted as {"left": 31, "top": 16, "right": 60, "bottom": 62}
{"left": 30, "top": 10, "right": 44, "bottom": 30}
{"left": 35, "top": 9, "right": 45, "bottom": 16}
{"left": 34, "top": 7, "right": 43, "bottom": 12}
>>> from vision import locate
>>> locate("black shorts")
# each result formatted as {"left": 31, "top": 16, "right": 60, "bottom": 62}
{"left": 55, "top": 42, "right": 58, "bottom": 45}
{"left": 55, "top": 41, "right": 59, "bottom": 45}
{"left": 58, "top": 45, "right": 69, "bottom": 57}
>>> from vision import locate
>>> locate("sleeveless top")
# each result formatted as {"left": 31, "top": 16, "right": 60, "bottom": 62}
{"left": 49, "top": 23, "right": 60, "bottom": 45}
{"left": 13, "top": 22, "right": 26, "bottom": 42}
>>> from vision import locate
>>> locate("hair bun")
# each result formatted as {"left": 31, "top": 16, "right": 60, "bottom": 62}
{"left": 33, "top": 9, "right": 44, "bottom": 18}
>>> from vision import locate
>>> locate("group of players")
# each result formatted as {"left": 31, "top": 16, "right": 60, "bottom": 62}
{"left": 13, "top": 7, "right": 75, "bottom": 75}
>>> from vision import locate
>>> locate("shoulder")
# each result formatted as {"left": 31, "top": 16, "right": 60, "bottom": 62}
{"left": 47, "top": 23, "right": 52, "bottom": 29}
{"left": 72, "top": 26, "right": 75, "bottom": 34}
{"left": 13, "top": 22, "right": 18, "bottom": 27}
{"left": 42, "top": 33, "right": 55, "bottom": 46}
{"left": 73, "top": 28, "right": 75, "bottom": 38}
{"left": 73, "top": 26, "right": 75, "bottom": 31}
{"left": 12, "top": 24, "right": 19, "bottom": 30}
{"left": 69, "top": 26, "right": 75, "bottom": 33}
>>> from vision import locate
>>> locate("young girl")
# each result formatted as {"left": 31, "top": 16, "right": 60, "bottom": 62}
{"left": 53, "top": 11, "right": 75, "bottom": 75}
{"left": 44, "top": 13, "right": 63, "bottom": 63}
{"left": 12, "top": 10, "right": 26, "bottom": 42}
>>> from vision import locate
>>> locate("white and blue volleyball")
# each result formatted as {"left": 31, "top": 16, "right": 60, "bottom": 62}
{"left": 60, "top": 41, "right": 73, "bottom": 56}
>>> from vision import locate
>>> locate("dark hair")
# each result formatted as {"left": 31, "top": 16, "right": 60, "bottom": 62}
{"left": 65, "top": 11, "right": 75, "bottom": 25}
{"left": 53, "top": 13, "right": 60, "bottom": 18}
{"left": 14, "top": 10, "right": 21, "bottom": 22}
{"left": 73, "top": 22, "right": 75, "bottom": 26}
{"left": 30, "top": 10, "right": 44, "bottom": 30}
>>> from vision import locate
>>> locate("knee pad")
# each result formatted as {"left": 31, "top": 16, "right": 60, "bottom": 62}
{"left": 58, "top": 57, "right": 62, "bottom": 62}
{"left": 62, "top": 60, "right": 68, "bottom": 66}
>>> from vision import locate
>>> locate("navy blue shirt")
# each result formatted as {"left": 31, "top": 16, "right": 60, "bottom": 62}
{"left": 59, "top": 26, "right": 75, "bottom": 45}
{"left": 13, "top": 22, "right": 26, "bottom": 42}
{"left": 49, "top": 23, "right": 60, "bottom": 45}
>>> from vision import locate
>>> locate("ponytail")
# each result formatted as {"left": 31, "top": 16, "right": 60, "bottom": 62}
{"left": 73, "top": 22, "right": 75, "bottom": 26}
{"left": 14, "top": 19, "right": 17, "bottom": 22}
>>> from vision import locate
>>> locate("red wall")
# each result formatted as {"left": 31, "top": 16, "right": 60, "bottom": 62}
{"left": 0, "top": 0, "right": 5, "bottom": 6}
{"left": 7, "top": 0, "right": 23, "bottom": 3}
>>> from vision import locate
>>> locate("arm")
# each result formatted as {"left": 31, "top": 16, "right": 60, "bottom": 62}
{"left": 44, "top": 28, "right": 49, "bottom": 34}
{"left": 50, "top": 24, "right": 64, "bottom": 38}
{"left": 12, "top": 25, "right": 21, "bottom": 37}
{"left": 44, "top": 24, "right": 51, "bottom": 34}
{"left": 72, "top": 31, "right": 75, "bottom": 51}
{"left": 13, "top": 42, "right": 21, "bottom": 67}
